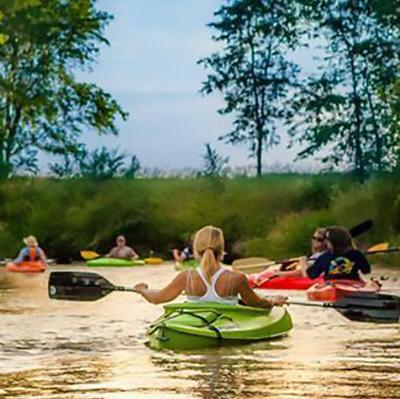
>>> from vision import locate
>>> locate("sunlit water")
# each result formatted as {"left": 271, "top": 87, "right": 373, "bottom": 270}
{"left": 0, "top": 263, "right": 399, "bottom": 399}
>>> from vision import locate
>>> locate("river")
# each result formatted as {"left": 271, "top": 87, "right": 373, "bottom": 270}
{"left": 0, "top": 264, "right": 399, "bottom": 399}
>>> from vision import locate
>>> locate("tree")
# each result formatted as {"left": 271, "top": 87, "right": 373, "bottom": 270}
{"left": 199, "top": 0, "right": 302, "bottom": 176}
{"left": 201, "top": 143, "right": 229, "bottom": 177}
{"left": 49, "top": 145, "right": 141, "bottom": 179}
{"left": 0, "top": 0, "right": 127, "bottom": 176}
{"left": 78, "top": 146, "right": 126, "bottom": 179}
{"left": 124, "top": 155, "right": 141, "bottom": 179}
{"left": 289, "top": 0, "right": 400, "bottom": 181}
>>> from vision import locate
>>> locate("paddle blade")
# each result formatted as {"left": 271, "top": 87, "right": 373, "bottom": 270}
{"left": 349, "top": 219, "right": 373, "bottom": 238}
{"left": 367, "top": 243, "right": 389, "bottom": 252}
{"left": 48, "top": 271, "right": 114, "bottom": 301}
{"left": 144, "top": 257, "right": 163, "bottom": 265}
{"left": 80, "top": 250, "right": 100, "bottom": 260}
{"left": 333, "top": 293, "right": 400, "bottom": 323}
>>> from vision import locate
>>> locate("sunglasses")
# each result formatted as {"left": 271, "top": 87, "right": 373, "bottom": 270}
{"left": 312, "top": 236, "right": 325, "bottom": 242}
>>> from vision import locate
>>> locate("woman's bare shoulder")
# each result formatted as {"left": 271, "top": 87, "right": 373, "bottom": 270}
{"left": 224, "top": 268, "right": 247, "bottom": 283}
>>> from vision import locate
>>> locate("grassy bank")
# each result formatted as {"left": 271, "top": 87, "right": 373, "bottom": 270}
{"left": 0, "top": 174, "right": 399, "bottom": 266}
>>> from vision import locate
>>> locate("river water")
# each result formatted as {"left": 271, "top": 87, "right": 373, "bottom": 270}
{"left": 0, "top": 263, "right": 399, "bottom": 399}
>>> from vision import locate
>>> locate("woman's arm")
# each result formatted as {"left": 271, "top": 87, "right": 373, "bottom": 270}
{"left": 134, "top": 271, "right": 187, "bottom": 304}
{"left": 237, "top": 274, "right": 287, "bottom": 308}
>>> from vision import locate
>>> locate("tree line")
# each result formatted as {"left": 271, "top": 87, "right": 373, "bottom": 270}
{"left": 0, "top": 1, "right": 399, "bottom": 181}
{"left": 200, "top": 0, "right": 400, "bottom": 180}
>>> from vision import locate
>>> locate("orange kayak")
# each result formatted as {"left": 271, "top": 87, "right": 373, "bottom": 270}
{"left": 6, "top": 261, "right": 46, "bottom": 273}
{"left": 307, "top": 279, "right": 381, "bottom": 302}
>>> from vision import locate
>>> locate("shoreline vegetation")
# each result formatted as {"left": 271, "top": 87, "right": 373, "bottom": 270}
{"left": 0, "top": 173, "right": 399, "bottom": 267}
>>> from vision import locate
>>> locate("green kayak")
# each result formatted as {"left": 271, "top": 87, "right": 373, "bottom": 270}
{"left": 147, "top": 302, "right": 292, "bottom": 350}
{"left": 174, "top": 260, "right": 199, "bottom": 270}
{"left": 86, "top": 258, "right": 145, "bottom": 267}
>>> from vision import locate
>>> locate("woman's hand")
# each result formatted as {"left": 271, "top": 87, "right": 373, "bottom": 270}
{"left": 269, "top": 295, "right": 288, "bottom": 306}
{"left": 134, "top": 283, "right": 149, "bottom": 293}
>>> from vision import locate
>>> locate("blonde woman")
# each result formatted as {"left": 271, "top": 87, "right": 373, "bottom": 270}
{"left": 135, "top": 225, "right": 287, "bottom": 308}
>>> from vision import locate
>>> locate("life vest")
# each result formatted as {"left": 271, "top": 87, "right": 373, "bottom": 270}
{"left": 24, "top": 247, "right": 40, "bottom": 262}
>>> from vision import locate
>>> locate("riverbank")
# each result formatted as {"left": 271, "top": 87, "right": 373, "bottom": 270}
{"left": 0, "top": 174, "right": 399, "bottom": 266}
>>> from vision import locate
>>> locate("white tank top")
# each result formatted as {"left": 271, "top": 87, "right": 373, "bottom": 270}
{"left": 187, "top": 266, "right": 238, "bottom": 305}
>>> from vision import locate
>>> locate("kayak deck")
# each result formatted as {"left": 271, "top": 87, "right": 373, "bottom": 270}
{"left": 6, "top": 261, "right": 46, "bottom": 273}
{"left": 86, "top": 258, "right": 145, "bottom": 267}
{"left": 147, "top": 302, "right": 292, "bottom": 350}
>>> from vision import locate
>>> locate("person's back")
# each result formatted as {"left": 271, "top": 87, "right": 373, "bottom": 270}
{"left": 134, "top": 225, "right": 287, "bottom": 309}
{"left": 186, "top": 266, "right": 239, "bottom": 305}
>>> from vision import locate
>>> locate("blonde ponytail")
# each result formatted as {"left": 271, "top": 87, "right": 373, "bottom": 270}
{"left": 193, "top": 226, "right": 225, "bottom": 283}
{"left": 201, "top": 248, "right": 219, "bottom": 283}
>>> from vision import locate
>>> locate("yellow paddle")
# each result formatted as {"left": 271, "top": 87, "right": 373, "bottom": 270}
{"left": 366, "top": 243, "right": 389, "bottom": 252}
{"left": 80, "top": 250, "right": 101, "bottom": 260}
{"left": 144, "top": 257, "right": 163, "bottom": 265}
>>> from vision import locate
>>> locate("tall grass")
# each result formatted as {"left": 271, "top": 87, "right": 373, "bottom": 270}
{"left": 0, "top": 174, "right": 399, "bottom": 266}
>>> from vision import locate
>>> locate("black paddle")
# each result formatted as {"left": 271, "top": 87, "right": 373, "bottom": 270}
{"left": 48, "top": 271, "right": 137, "bottom": 302}
{"left": 48, "top": 271, "right": 399, "bottom": 323}
{"left": 348, "top": 219, "right": 373, "bottom": 238}
{"left": 290, "top": 292, "right": 400, "bottom": 323}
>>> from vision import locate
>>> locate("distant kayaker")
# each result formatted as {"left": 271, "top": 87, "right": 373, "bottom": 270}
{"left": 306, "top": 226, "right": 372, "bottom": 281}
{"left": 14, "top": 236, "right": 47, "bottom": 266}
{"left": 107, "top": 235, "right": 139, "bottom": 260}
{"left": 172, "top": 239, "right": 194, "bottom": 263}
{"left": 135, "top": 225, "right": 287, "bottom": 308}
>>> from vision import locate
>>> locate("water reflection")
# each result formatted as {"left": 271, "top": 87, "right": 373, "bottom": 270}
{"left": 0, "top": 264, "right": 399, "bottom": 399}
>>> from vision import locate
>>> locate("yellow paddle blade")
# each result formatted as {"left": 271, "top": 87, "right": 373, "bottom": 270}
{"left": 145, "top": 257, "right": 163, "bottom": 265}
{"left": 80, "top": 250, "right": 100, "bottom": 260}
{"left": 367, "top": 243, "right": 389, "bottom": 252}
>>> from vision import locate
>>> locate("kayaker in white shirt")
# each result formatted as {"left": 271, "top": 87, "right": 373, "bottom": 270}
{"left": 135, "top": 225, "right": 287, "bottom": 308}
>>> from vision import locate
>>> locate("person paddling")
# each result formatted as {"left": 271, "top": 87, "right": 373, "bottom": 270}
{"left": 264, "top": 228, "right": 328, "bottom": 279}
{"left": 305, "top": 226, "right": 375, "bottom": 282}
{"left": 135, "top": 225, "right": 287, "bottom": 308}
{"left": 172, "top": 236, "right": 194, "bottom": 263}
{"left": 107, "top": 235, "right": 139, "bottom": 260}
{"left": 14, "top": 236, "right": 47, "bottom": 266}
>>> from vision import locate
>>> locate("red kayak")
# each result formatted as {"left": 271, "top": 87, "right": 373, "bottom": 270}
{"left": 6, "top": 261, "right": 46, "bottom": 273}
{"left": 307, "top": 279, "right": 381, "bottom": 302}
{"left": 248, "top": 270, "right": 323, "bottom": 290}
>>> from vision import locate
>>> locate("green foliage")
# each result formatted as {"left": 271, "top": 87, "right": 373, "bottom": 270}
{"left": 0, "top": 0, "right": 127, "bottom": 175}
{"left": 289, "top": 0, "right": 400, "bottom": 181}
{"left": 1, "top": 174, "right": 399, "bottom": 268}
{"left": 199, "top": 0, "right": 302, "bottom": 176}
{"left": 49, "top": 146, "right": 140, "bottom": 179}
{"left": 201, "top": 143, "right": 229, "bottom": 177}
{"left": 78, "top": 147, "right": 125, "bottom": 179}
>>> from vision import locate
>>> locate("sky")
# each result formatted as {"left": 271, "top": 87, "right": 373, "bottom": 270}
{"left": 77, "top": 0, "right": 323, "bottom": 173}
